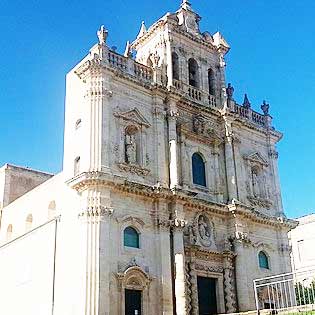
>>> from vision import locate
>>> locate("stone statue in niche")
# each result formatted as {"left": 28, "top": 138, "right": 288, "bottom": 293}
{"left": 251, "top": 167, "right": 267, "bottom": 199}
{"left": 252, "top": 169, "right": 260, "bottom": 197}
{"left": 125, "top": 127, "right": 138, "bottom": 164}
{"left": 195, "top": 214, "right": 216, "bottom": 249}
{"left": 192, "top": 115, "right": 205, "bottom": 134}
{"left": 198, "top": 215, "right": 210, "bottom": 240}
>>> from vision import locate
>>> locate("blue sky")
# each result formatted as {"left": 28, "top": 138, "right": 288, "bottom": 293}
{"left": 0, "top": 0, "right": 314, "bottom": 218}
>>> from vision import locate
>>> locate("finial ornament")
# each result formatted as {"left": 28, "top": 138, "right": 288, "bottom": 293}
{"left": 242, "top": 94, "right": 251, "bottom": 109}
{"left": 261, "top": 100, "right": 270, "bottom": 115}
{"left": 181, "top": 0, "right": 192, "bottom": 10}
{"left": 97, "top": 25, "right": 108, "bottom": 45}
{"left": 124, "top": 41, "right": 132, "bottom": 58}
{"left": 137, "top": 21, "right": 147, "bottom": 39}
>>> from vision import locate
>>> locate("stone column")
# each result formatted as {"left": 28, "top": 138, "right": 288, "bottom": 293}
{"left": 165, "top": 36, "right": 173, "bottom": 88}
{"left": 269, "top": 148, "right": 284, "bottom": 216}
{"left": 188, "top": 257, "right": 199, "bottom": 315}
{"left": 158, "top": 206, "right": 174, "bottom": 315}
{"left": 224, "top": 119, "right": 238, "bottom": 201}
{"left": 172, "top": 213, "right": 187, "bottom": 315}
{"left": 212, "top": 141, "right": 223, "bottom": 203}
{"left": 84, "top": 67, "right": 112, "bottom": 173}
{"left": 180, "top": 133, "right": 190, "bottom": 189}
{"left": 78, "top": 188, "right": 113, "bottom": 315}
{"left": 167, "top": 102, "right": 179, "bottom": 190}
{"left": 153, "top": 103, "right": 168, "bottom": 186}
{"left": 99, "top": 199, "right": 114, "bottom": 315}
{"left": 223, "top": 252, "right": 237, "bottom": 313}
{"left": 218, "top": 52, "right": 227, "bottom": 110}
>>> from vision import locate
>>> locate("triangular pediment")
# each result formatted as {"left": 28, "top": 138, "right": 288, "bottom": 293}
{"left": 244, "top": 152, "right": 268, "bottom": 166}
{"left": 114, "top": 108, "right": 151, "bottom": 128}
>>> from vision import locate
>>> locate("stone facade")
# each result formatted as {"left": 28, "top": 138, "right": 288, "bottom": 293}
{"left": 0, "top": 1, "right": 297, "bottom": 314}
{"left": 289, "top": 214, "right": 315, "bottom": 271}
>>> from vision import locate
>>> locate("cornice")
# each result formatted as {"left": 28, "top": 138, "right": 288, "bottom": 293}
{"left": 66, "top": 172, "right": 296, "bottom": 229}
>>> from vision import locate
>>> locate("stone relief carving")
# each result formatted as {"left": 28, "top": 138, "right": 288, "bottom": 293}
{"left": 117, "top": 163, "right": 150, "bottom": 176}
{"left": 195, "top": 263, "right": 223, "bottom": 273}
{"left": 193, "top": 115, "right": 205, "bottom": 134}
{"left": 244, "top": 152, "right": 272, "bottom": 208}
{"left": 185, "top": 213, "right": 217, "bottom": 250}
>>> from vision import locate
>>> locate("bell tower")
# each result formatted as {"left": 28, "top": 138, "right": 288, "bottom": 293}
{"left": 132, "top": 0, "right": 230, "bottom": 107}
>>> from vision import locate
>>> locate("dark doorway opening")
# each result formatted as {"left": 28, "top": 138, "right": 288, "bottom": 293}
{"left": 197, "top": 276, "right": 218, "bottom": 315}
{"left": 125, "top": 289, "right": 142, "bottom": 315}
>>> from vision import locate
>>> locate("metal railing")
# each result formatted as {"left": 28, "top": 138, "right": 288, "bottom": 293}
{"left": 254, "top": 267, "right": 315, "bottom": 314}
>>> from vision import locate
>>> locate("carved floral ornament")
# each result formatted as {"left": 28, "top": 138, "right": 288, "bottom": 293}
{"left": 185, "top": 114, "right": 223, "bottom": 145}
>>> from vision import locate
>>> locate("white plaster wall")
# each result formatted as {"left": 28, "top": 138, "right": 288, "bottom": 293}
{"left": 289, "top": 214, "right": 315, "bottom": 271}
{"left": 0, "top": 172, "right": 85, "bottom": 315}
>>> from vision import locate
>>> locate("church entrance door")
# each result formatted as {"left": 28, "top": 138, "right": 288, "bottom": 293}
{"left": 197, "top": 276, "right": 217, "bottom": 315}
{"left": 125, "top": 289, "right": 142, "bottom": 315}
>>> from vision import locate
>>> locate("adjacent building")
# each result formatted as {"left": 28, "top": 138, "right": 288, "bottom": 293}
{"left": 0, "top": 1, "right": 297, "bottom": 314}
{"left": 289, "top": 214, "right": 315, "bottom": 271}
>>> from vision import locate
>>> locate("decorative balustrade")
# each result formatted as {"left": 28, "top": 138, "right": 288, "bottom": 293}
{"left": 173, "top": 79, "right": 217, "bottom": 108}
{"left": 234, "top": 103, "right": 266, "bottom": 127}
{"left": 107, "top": 51, "right": 127, "bottom": 70}
{"left": 134, "top": 62, "right": 153, "bottom": 82}
{"left": 105, "top": 50, "right": 153, "bottom": 83}
{"left": 172, "top": 79, "right": 267, "bottom": 128}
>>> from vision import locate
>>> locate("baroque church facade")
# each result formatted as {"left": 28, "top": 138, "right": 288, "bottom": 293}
{"left": 0, "top": 1, "right": 297, "bottom": 315}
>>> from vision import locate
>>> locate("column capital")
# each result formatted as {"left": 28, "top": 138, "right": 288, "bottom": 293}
{"left": 79, "top": 206, "right": 114, "bottom": 219}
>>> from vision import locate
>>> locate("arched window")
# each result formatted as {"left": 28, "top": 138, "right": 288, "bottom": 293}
{"left": 74, "top": 156, "right": 80, "bottom": 176}
{"left": 6, "top": 224, "right": 13, "bottom": 241}
{"left": 208, "top": 68, "right": 215, "bottom": 95}
{"left": 259, "top": 251, "right": 269, "bottom": 269}
{"left": 25, "top": 214, "right": 33, "bottom": 232}
{"left": 124, "top": 227, "right": 140, "bottom": 248}
{"left": 125, "top": 126, "right": 140, "bottom": 165}
{"left": 192, "top": 152, "right": 206, "bottom": 187}
{"left": 188, "top": 58, "right": 199, "bottom": 88}
{"left": 172, "top": 52, "right": 179, "bottom": 81}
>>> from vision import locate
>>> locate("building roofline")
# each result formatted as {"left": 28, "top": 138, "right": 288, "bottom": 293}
{"left": 0, "top": 163, "right": 54, "bottom": 177}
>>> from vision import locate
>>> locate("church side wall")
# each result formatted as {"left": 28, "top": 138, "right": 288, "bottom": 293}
{"left": 0, "top": 173, "right": 85, "bottom": 315}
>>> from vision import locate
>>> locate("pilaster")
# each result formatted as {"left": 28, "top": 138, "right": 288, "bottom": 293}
{"left": 167, "top": 100, "right": 180, "bottom": 190}
{"left": 224, "top": 118, "right": 238, "bottom": 201}
{"left": 171, "top": 202, "right": 187, "bottom": 315}
{"left": 153, "top": 103, "right": 168, "bottom": 186}
{"left": 78, "top": 187, "right": 113, "bottom": 315}
{"left": 157, "top": 205, "right": 174, "bottom": 315}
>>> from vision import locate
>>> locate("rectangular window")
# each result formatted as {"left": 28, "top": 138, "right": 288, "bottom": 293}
{"left": 125, "top": 289, "right": 142, "bottom": 315}
{"left": 197, "top": 276, "right": 217, "bottom": 315}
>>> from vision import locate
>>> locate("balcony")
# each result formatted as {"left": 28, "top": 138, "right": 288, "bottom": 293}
{"left": 173, "top": 79, "right": 217, "bottom": 108}
{"left": 233, "top": 102, "right": 267, "bottom": 128}
{"left": 107, "top": 50, "right": 153, "bottom": 83}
